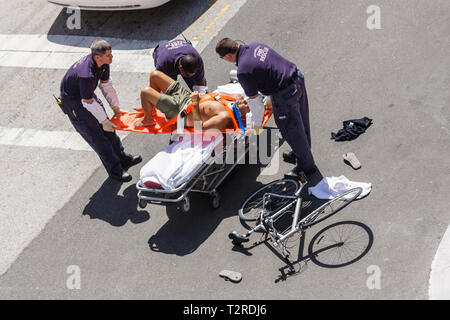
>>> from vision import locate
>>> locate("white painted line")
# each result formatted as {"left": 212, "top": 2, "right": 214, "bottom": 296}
{"left": 0, "top": 34, "right": 166, "bottom": 73}
{"left": 429, "top": 224, "right": 450, "bottom": 299}
{"left": 0, "top": 126, "right": 128, "bottom": 151}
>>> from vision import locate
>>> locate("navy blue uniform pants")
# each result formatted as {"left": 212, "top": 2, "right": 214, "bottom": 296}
{"left": 271, "top": 72, "right": 315, "bottom": 171}
{"left": 60, "top": 94, "right": 129, "bottom": 176}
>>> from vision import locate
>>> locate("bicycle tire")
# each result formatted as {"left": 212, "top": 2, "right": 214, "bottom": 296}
{"left": 307, "top": 220, "right": 373, "bottom": 268}
{"left": 238, "top": 179, "right": 300, "bottom": 222}
{"left": 301, "top": 187, "right": 362, "bottom": 227}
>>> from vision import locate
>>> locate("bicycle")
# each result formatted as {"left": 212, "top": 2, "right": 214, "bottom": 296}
{"left": 228, "top": 174, "right": 362, "bottom": 271}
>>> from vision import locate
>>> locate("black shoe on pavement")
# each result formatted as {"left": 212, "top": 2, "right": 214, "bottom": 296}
{"left": 282, "top": 150, "right": 297, "bottom": 165}
{"left": 284, "top": 165, "right": 318, "bottom": 181}
{"left": 121, "top": 154, "right": 142, "bottom": 170}
{"left": 284, "top": 167, "right": 303, "bottom": 180}
{"left": 303, "top": 165, "right": 318, "bottom": 176}
{"left": 109, "top": 170, "right": 132, "bottom": 182}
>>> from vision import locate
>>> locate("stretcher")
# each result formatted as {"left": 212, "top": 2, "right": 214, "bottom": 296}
{"left": 111, "top": 83, "right": 272, "bottom": 212}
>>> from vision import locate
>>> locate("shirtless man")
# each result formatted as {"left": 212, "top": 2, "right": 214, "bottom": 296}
{"left": 135, "top": 70, "right": 249, "bottom": 131}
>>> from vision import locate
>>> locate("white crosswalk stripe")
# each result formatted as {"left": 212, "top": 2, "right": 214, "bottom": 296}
{"left": 0, "top": 34, "right": 173, "bottom": 72}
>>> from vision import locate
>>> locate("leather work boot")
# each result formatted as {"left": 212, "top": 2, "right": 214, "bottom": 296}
{"left": 282, "top": 150, "right": 297, "bottom": 165}
{"left": 284, "top": 167, "right": 303, "bottom": 180}
{"left": 121, "top": 154, "right": 143, "bottom": 170}
{"left": 284, "top": 166, "right": 318, "bottom": 181}
{"left": 109, "top": 170, "right": 132, "bottom": 182}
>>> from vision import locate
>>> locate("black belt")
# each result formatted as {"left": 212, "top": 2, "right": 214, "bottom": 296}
{"left": 277, "top": 70, "right": 300, "bottom": 92}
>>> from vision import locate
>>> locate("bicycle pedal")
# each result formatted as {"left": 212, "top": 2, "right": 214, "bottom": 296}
{"left": 219, "top": 270, "right": 242, "bottom": 283}
{"left": 228, "top": 231, "right": 249, "bottom": 244}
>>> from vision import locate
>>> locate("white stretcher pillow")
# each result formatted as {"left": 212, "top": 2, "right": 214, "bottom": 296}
{"left": 214, "top": 82, "right": 246, "bottom": 96}
{"left": 140, "top": 133, "right": 223, "bottom": 191}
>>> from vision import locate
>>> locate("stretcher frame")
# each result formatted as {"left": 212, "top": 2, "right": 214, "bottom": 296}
{"left": 136, "top": 132, "right": 251, "bottom": 212}
{"left": 131, "top": 79, "right": 272, "bottom": 212}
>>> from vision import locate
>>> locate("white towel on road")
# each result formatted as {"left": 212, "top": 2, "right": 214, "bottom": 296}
{"left": 308, "top": 175, "right": 371, "bottom": 200}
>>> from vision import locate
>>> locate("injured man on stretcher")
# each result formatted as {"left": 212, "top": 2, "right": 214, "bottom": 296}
{"left": 134, "top": 70, "right": 250, "bottom": 130}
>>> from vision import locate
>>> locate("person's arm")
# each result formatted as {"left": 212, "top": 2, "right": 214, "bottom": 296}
{"left": 99, "top": 79, "right": 122, "bottom": 118}
{"left": 193, "top": 58, "right": 206, "bottom": 86}
{"left": 79, "top": 77, "right": 116, "bottom": 132}
{"left": 202, "top": 112, "right": 232, "bottom": 131}
{"left": 190, "top": 91, "right": 202, "bottom": 122}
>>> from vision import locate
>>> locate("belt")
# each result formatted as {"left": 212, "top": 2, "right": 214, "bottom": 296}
{"left": 277, "top": 69, "right": 300, "bottom": 92}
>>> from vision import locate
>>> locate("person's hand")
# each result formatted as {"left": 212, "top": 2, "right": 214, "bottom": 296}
{"left": 101, "top": 119, "right": 117, "bottom": 132}
{"left": 237, "top": 99, "right": 250, "bottom": 114}
{"left": 112, "top": 106, "right": 125, "bottom": 118}
{"left": 190, "top": 91, "right": 200, "bottom": 104}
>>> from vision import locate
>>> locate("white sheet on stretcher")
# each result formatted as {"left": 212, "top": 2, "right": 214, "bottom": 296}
{"left": 139, "top": 83, "right": 245, "bottom": 191}
{"left": 140, "top": 133, "right": 223, "bottom": 191}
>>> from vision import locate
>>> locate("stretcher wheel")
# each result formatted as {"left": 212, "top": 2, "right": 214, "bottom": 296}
{"left": 212, "top": 193, "right": 221, "bottom": 209}
{"left": 138, "top": 199, "right": 147, "bottom": 209}
{"left": 181, "top": 197, "right": 191, "bottom": 212}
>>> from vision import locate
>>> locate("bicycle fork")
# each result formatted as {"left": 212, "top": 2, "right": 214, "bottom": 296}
{"left": 229, "top": 197, "right": 304, "bottom": 268}
{"left": 270, "top": 198, "right": 303, "bottom": 258}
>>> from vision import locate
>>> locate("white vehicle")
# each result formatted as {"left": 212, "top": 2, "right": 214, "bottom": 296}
{"left": 48, "top": 0, "right": 171, "bottom": 10}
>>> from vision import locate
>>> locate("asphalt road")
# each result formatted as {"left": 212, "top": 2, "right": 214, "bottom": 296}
{"left": 0, "top": 0, "right": 449, "bottom": 300}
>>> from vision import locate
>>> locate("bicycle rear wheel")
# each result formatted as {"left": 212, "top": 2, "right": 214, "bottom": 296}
{"left": 301, "top": 187, "right": 362, "bottom": 227}
{"left": 238, "top": 179, "right": 300, "bottom": 222}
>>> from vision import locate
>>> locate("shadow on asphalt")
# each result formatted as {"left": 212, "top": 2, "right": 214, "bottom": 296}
{"left": 47, "top": 0, "right": 213, "bottom": 45}
{"left": 232, "top": 219, "right": 374, "bottom": 283}
{"left": 147, "top": 162, "right": 267, "bottom": 256}
{"left": 82, "top": 179, "right": 150, "bottom": 227}
{"left": 145, "top": 128, "right": 328, "bottom": 256}
{"left": 147, "top": 129, "right": 285, "bottom": 255}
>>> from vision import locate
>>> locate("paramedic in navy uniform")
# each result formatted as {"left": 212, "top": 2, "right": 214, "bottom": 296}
{"left": 59, "top": 39, "right": 142, "bottom": 182}
{"left": 153, "top": 39, "right": 207, "bottom": 93}
{"left": 216, "top": 38, "right": 316, "bottom": 179}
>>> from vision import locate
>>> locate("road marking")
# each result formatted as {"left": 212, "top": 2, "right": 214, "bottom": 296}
{"left": 181, "top": 0, "right": 248, "bottom": 54}
{"left": 0, "top": 126, "right": 128, "bottom": 151}
{"left": 429, "top": 224, "right": 450, "bottom": 299}
{"left": 0, "top": 0, "right": 248, "bottom": 280}
{"left": 0, "top": 34, "right": 167, "bottom": 73}
{"left": 194, "top": 4, "right": 230, "bottom": 41}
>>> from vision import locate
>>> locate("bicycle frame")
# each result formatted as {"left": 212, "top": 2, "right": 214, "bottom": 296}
{"left": 239, "top": 179, "right": 311, "bottom": 259}
{"left": 229, "top": 177, "right": 363, "bottom": 273}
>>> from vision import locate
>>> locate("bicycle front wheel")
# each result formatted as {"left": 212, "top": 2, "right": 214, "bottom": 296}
{"left": 301, "top": 187, "right": 362, "bottom": 227}
{"left": 239, "top": 179, "right": 300, "bottom": 222}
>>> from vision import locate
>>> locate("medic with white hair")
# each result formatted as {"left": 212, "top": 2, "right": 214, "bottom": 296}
{"left": 59, "top": 39, "right": 141, "bottom": 182}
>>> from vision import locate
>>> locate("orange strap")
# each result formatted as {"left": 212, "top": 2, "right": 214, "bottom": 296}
{"left": 161, "top": 93, "right": 239, "bottom": 130}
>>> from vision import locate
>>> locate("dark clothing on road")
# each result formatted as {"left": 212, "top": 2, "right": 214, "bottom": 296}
{"left": 236, "top": 43, "right": 315, "bottom": 171}
{"left": 331, "top": 117, "right": 373, "bottom": 141}
{"left": 153, "top": 40, "right": 206, "bottom": 91}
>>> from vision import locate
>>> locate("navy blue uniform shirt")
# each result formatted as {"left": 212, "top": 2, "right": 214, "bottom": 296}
{"left": 60, "top": 54, "right": 110, "bottom": 100}
{"left": 236, "top": 43, "right": 297, "bottom": 96}
{"left": 153, "top": 40, "right": 205, "bottom": 84}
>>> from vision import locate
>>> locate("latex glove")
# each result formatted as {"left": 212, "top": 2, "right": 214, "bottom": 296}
{"left": 101, "top": 119, "right": 117, "bottom": 132}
